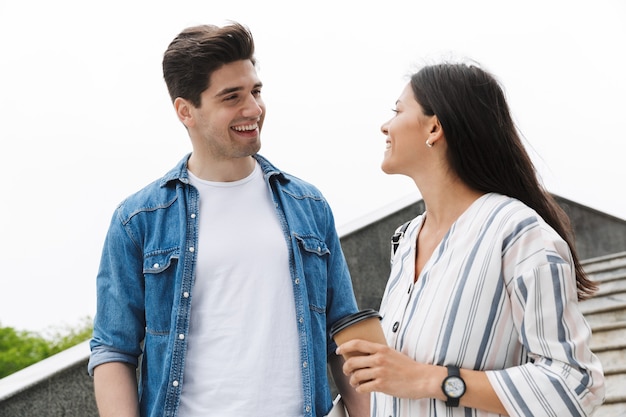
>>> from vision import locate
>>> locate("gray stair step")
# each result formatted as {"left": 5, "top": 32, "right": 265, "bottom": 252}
{"left": 594, "top": 279, "right": 626, "bottom": 297}
{"left": 587, "top": 267, "right": 626, "bottom": 283}
{"left": 596, "top": 349, "right": 626, "bottom": 375}
{"left": 582, "top": 251, "right": 626, "bottom": 274}
{"left": 604, "top": 373, "right": 626, "bottom": 404}
{"left": 592, "top": 402, "right": 626, "bottom": 417}
{"left": 580, "top": 292, "right": 626, "bottom": 316}
{"left": 586, "top": 310, "right": 626, "bottom": 329}
{"left": 590, "top": 327, "right": 626, "bottom": 352}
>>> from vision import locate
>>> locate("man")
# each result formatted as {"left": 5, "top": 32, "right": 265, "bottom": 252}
{"left": 88, "top": 22, "right": 368, "bottom": 417}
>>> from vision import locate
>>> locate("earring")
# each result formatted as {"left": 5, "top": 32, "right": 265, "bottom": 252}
{"left": 426, "top": 140, "right": 433, "bottom": 148}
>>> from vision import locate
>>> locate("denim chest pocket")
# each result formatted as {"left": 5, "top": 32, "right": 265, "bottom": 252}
{"left": 143, "top": 248, "right": 180, "bottom": 334}
{"left": 296, "top": 235, "right": 330, "bottom": 256}
{"left": 294, "top": 234, "right": 329, "bottom": 313}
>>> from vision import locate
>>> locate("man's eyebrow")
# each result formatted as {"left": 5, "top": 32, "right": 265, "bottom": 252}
{"left": 214, "top": 82, "right": 263, "bottom": 98}
{"left": 215, "top": 86, "right": 243, "bottom": 98}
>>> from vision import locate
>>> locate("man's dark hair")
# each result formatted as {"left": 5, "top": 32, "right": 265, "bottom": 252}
{"left": 162, "top": 22, "right": 256, "bottom": 107}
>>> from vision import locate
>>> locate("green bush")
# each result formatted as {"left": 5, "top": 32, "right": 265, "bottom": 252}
{"left": 0, "top": 317, "right": 93, "bottom": 379}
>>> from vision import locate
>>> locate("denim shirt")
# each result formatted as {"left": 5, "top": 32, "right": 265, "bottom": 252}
{"left": 88, "top": 153, "right": 359, "bottom": 417}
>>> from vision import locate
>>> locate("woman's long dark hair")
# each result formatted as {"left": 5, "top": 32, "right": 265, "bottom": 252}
{"left": 410, "top": 62, "right": 597, "bottom": 300}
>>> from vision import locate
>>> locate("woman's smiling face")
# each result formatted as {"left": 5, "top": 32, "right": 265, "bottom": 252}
{"left": 380, "top": 82, "right": 435, "bottom": 177}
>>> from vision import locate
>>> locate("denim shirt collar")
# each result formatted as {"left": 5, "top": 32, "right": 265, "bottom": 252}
{"left": 158, "top": 153, "right": 289, "bottom": 188}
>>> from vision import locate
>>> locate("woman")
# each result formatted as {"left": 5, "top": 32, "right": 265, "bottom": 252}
{"left": 337, "top": 62, "right": 605, "bottom": 416}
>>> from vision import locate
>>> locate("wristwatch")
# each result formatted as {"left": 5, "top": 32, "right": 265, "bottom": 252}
{"left": 442, "top": 365, "right": 466, "bottom": 407}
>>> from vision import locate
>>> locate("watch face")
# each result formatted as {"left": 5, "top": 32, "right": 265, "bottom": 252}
{"left": 444, "top": 376, "right": 465, "bottom": 398}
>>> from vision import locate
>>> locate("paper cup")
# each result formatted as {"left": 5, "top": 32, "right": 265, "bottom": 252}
{"left": 330, "top": 309, "right": 386, "bottom": 359}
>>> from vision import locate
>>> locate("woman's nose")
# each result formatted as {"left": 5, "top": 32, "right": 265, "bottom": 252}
{"left": 381, "top": 121, "right": 389, "bottom": 135}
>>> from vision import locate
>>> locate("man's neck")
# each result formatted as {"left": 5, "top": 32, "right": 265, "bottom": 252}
{"left": 187, "top": 153, "right": 256, "bottom": 182}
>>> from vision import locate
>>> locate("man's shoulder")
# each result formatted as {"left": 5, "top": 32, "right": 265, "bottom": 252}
{"left": 115, "top": 155, "right": 189, "bottom": 219}
{"left": 255, "top": 154, "right": 325, "bottom": 197}
{"left": 280, "top": 171, "right": 323, "bottom": 194}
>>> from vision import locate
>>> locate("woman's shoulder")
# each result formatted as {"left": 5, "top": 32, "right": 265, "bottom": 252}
{"left": 474, "top": 193, "right": 563, "bottom": 241}
{"left": 480, "top": 193, "right": 570, "bottom": 259}
{"left": 479, "top": 193, "right": 541, "bottom": 221}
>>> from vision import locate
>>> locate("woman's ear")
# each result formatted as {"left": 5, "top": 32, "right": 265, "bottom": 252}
{"left": 174, "top": 97, "right": 195, "bottom": 128}
{"left": 427, "top": 115, "right": 443, "bottom": 145}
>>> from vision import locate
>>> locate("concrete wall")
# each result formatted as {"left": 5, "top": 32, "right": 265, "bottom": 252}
{"left": 339, "top": 199, "right": 425, "bottom": 311}
{"left": 554, "top": 195, "right": 626, "bottom": 260}
{"left": 0, "top": 341, "right": 96, "bottom": 417}
{"left": 1, "top": 195, "right": 624, "bottom": 416}
{"left": 0, "top": 361, "right": 96, "bottom": 417}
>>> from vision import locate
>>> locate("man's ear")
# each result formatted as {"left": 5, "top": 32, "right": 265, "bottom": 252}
{"left": 174, "top": 97, "right": 195, "bottom": 128}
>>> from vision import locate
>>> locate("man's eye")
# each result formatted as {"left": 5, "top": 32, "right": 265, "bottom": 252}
{"left": 391, "top": 108, "right": 399, "bottom": 114}
{"left": 252, "top": 89, "right": 262, "bottom": 97}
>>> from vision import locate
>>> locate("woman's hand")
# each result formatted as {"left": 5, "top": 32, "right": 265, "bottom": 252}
{"left": 336, "top": 339, "right": 443, "bottom": 400}
{"left": 337, "top": 340, "right": 509, "bottom": 415}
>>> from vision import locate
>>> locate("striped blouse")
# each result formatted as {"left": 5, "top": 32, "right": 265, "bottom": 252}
{"left": 373, "top": 193, "right": 605, "bottom": 417}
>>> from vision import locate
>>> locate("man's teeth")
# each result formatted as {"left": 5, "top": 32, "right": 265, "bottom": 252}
{"left": 232, "top": 124, "right": 257, "bottom": 132}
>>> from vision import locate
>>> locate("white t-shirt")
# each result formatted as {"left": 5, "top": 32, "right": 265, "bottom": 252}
{"left": 178, "top": 162, "right": 303, "bottom": 416}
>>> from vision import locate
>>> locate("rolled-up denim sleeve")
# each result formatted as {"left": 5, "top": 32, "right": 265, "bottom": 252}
{"left": 87, "top": 344, "right": 139, "bottom": 376}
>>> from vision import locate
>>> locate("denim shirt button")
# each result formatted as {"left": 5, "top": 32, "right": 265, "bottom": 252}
{"left": 294, "top": 278, "right": 300, "bottom": 285}
{"left": 189, "top": 247, "right": 195, "bottom": 252}
{"left": 190, "top": 213, "right": 196, "bottom": 219}
{"left": 172, "top": 380, "right": 179, "bottom": 387}
{"left": 183, "top": 292, "right": 190, "bottom": 298}
{"left": 153, "top": 263, "right": 159, "bottom": 269}
{"left": 305, "top": 405, "right": 311, "bottom": 413}
{"left": 178, "top": 334, "right": 185, "bottom": 340}
{"left": 302, "top": 361, "right": 308, "bottom": 368}
{"left": 299, "top": 316, "right": 304, "bottom": 324}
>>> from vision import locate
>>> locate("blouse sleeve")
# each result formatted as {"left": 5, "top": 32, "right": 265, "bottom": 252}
{"left": 487, "top": 228, "right": 605, "bottom": 416}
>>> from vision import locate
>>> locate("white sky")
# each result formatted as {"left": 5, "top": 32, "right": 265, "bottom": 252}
{"left": 1, "top": 0, "right": 625, "bottom": 332}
